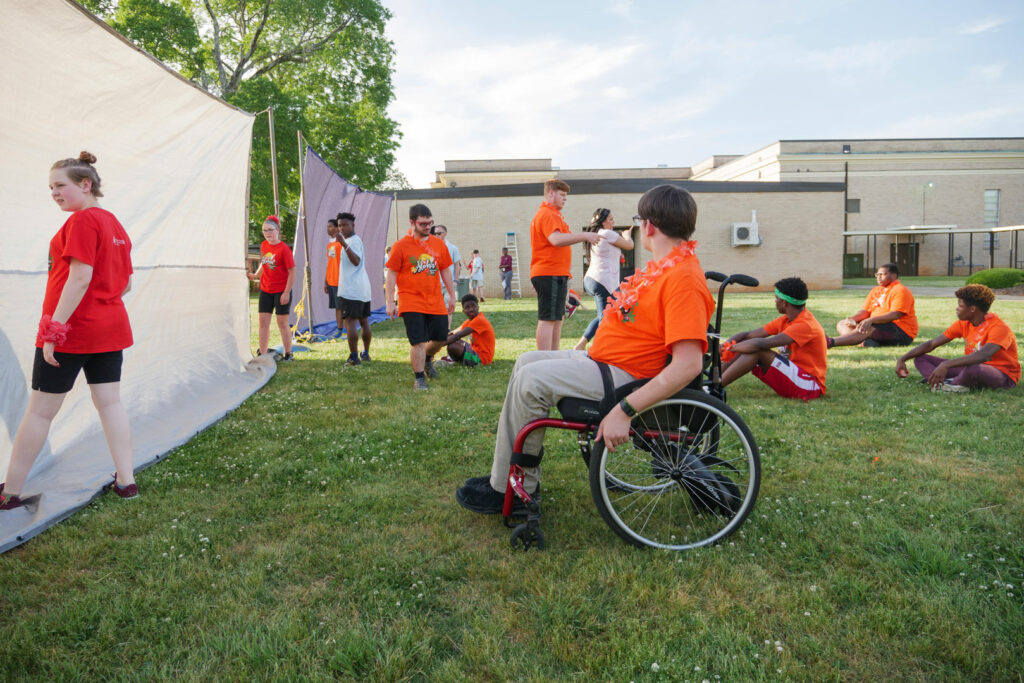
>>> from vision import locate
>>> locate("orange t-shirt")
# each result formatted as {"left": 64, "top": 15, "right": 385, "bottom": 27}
{"left": 763, "top": 308, "right": 828, "bottom": 393}
{"left": 325, "top": 240, "right": 341, "bottom": 287}
{"left": 943, "top": 313, "right": 1020, "bottom": 383}
{"left": 529, "top": 202, "right": 571, "bottom": 278}
{"left": 459, "top": 313, "right": 495, "bottom": 365}
{"left": 589, "top": 252, "right": 714, "bottom": 379}
{"left": 385, "top": 234, "right": 452, "bottom": 315}
{"left": 863, "top": 280, "right": 918, "bottom": 338}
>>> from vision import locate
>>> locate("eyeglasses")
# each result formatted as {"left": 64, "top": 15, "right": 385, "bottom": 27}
{"left": 632, "top": 215, "right": 646, "bottom": 227}
{"left": 415, "top": 220, "right": 434, "bottom": 229}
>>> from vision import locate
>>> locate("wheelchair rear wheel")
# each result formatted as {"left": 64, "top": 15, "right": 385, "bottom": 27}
{"left": 589, "top": 389, "right": 760, "bottom": 550}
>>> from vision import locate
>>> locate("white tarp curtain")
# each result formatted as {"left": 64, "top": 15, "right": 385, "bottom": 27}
{"left": 290, "top": 147, "right": 392, "bottom": 335}
{"left": 1, "top": 0, "right": 271, "bottom": 552}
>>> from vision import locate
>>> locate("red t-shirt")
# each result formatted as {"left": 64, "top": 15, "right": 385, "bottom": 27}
{"left": 259, "top": 240, "right": 295, "bottom": 294}
{"left": 529, "top": 202, "right": 571, "bottom": 278}
{"left": 589, "top": 251, "right": 714, "bottom": 379}
{"left": 943, "top": 313, "right": 1020, "bottom": 383}
{"left": 459, "top": 314, "right": 495, "bottom": 365}
{"left": 763, "top": 308, "right": 828, "bottom": 393}
{"left": 385, "top": 234, "right": 452, "bottom": 315}
{"left": 863, "top": 280, "right": 918, "bottom": 338}
{"left": 40, "top": 207, "right": 133, "bottom": 353}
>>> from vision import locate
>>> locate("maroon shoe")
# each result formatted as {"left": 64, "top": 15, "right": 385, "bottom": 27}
{"left": 109, "top": 474, "right": 140, "bottom": 499}
{"left": 0, "top": 492, "right": 26, "bottom": 510}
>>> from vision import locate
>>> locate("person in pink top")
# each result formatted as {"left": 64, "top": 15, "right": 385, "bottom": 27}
{"left": 896, "top": 284, "right": 1019, "bottom": 392}
{"left": 2, "top": 151, "right": 137, "bottom": 510}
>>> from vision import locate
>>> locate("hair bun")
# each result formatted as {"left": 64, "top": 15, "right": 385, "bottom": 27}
{"left": 78, "top": 151, "right": 97, "bottom": 164}
{"left": 265, "top": 214, "right": 281, "bottom": 225}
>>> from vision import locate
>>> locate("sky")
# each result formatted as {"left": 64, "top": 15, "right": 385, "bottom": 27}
{"left": 382, "top": 0, "right": 1023, "bottom": 188}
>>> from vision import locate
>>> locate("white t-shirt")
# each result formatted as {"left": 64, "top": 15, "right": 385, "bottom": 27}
{"left": 339, "top": 234, "right": 372, "bottom": 303}
{"left": 470, "top": 255, "right": 484, "bottom": 282}
{"left": 584, "top": 228, "right": 622, "bottom": 293}
{"left": 445, "top": 240, "right": 461, "bottom": 281}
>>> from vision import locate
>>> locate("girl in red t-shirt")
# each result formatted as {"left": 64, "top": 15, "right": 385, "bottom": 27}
{"left": 2, "top": 152, "right": 138, "bottom": 510}
{"left": 247, "top": 215, "right": 296, "bottom": 360}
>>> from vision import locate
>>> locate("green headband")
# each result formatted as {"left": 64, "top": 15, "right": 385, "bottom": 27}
{"left": 774, "top": 288, "right": 806, "bottom": 306}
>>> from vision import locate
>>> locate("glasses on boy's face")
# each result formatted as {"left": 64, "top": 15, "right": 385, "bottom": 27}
{"left": 632, "top": 215, "right": 646, "bottom": 228}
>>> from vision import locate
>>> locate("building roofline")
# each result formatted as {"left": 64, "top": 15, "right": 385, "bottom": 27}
{"left": 395, "top": 178, "right": 845, "bottom": 200}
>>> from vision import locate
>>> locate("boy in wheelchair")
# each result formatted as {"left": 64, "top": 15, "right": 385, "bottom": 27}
{"left": 456, "top": 185, "right": 716, "bottom": 514}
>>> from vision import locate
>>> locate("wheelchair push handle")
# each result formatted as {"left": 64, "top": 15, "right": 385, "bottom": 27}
{"left": 727, "top": 273, "right": 759, "bottom": 288}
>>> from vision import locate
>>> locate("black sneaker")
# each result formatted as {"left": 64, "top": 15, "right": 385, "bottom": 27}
{"left": 360, "top": 351, "right": 371, "bottom": 362}
{"left": 424, "top": 358, "right": 439, "bottom": 379}
{"left": 456, "top": 480, "right": 536, "bottom": 515}
{"left": 279, "top": 352, "right": 294, "bottom": 362}
{"left": 346, "top": 354, "right": 361, "bottom": 366}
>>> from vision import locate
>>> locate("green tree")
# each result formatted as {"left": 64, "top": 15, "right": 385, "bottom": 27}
{"left": 79, "top": 0, "right": 401, "bottom": 243}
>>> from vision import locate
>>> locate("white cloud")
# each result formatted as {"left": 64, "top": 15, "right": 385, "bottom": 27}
{"left": 606, "top": 0, "right": 635, "bottom": 18}
{"left": 973, "top": 63, "right": 1005, "bottom": 81}
{"left": 958, "top": 17, "right": 1008, "bottom": 35}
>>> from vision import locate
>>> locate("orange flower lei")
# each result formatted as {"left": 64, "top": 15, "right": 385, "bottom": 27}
{"left": 606, "top": 240, "right": 697, "bottom": 322}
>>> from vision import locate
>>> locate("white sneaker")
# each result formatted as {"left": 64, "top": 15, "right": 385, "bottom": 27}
{"left": 934, "top": 380, "right": 969, "bottom": 393}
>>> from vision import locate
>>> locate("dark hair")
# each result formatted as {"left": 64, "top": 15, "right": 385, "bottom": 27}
{"left": 583, "top": 208, "right": 611, "bottom": 261}
{"left": 337, "top": 212, "right": 355, "bottom": 223}
{"left": 51, "top": 151, "right": 103, "bottom": 197}
{"left": 774, "top": 277, "right": 808, "bottom": 307}
{"left": 409, "top": 204, "right": 431, "bottom": 220}
{"left": 880, "top": 262, "right": 899, "bottom": 277}
{"left": 432, "top": 224, "right": 447, "bottom": 236}
{"left": 461, "top": 293, "right": 479, "bottom": 305}
{"left": 327, "top": 218, "right": 338, "bottom": 228}
{"left": 955, "top": 284, "right": 995, "bottom": 312}
{"left": 637, "top": 185, "right": 697, "bottom": 239}
{"left": 544, "top": 179, "right": 570, "bottom": 195}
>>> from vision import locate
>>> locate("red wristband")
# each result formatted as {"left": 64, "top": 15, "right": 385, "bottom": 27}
{"left": 37, "top": 314, "right": 71, "bottom": 346}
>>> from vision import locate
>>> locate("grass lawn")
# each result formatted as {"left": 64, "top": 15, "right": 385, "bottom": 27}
{"left": 2, "top": 289, "right": 1022, "bottom": 680}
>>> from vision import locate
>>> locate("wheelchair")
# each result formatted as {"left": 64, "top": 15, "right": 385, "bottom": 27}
{"left": 502, "top": 272, "right": 761, "bottom": 551}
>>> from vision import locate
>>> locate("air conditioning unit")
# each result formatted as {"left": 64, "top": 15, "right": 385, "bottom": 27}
{"left": 731, "top": 210, "right": 762, "bottom": 247}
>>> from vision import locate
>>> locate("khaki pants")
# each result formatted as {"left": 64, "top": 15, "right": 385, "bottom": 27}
{"left": 488, "top": 350, "right": 636, "bottom": 493}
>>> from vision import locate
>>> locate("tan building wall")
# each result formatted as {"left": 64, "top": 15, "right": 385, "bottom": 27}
{"left": 389, "top": 184, "right": 844, "bottom": 298}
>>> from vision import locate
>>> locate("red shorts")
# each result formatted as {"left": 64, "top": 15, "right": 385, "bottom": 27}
{"left": 752, "top": 354, "right": 823, "bottom": 401}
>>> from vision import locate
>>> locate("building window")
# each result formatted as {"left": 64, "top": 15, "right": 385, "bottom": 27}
{"left": 984, "top": 189, "right": 1000, "bottom": 249}
{"left": 846, "top": 198, "right": 860, "bottom": 213}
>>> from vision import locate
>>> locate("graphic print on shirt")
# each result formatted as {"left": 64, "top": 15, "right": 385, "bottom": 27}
{"left": 328, "top": 244, "right": 338, "bottom": 258}
{"left": 409, "top": 252, "right": 439, "bottom": 276}
{"left": 262, "top": 252, "right": 277, "bottom": 270}
{"left": 967, "top": 315, "right": 994, "bottom": 354}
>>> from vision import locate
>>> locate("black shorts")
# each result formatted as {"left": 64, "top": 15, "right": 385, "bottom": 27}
{"left": 532, "top": 275, "right": 568, "bottom": 321}
{"left": 339, "top": 297, "right": 371, "bottom": 319}
{"left": 259, "top": 290, "right": 291, "bottom": 315}
{"left": 401, "top": 312, "right": 448, "bottom": 345}
{"left": 326, "top": 285, "right": 339, "bottom": 309}
{"left": 32, "top": 348, "right": 123, "bottom": 394}
{"left": 867, "top": 322, "right": 914, "bottom": 346}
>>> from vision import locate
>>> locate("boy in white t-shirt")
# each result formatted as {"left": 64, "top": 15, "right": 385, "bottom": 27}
{"left": 336, "top": 212, "right": 373, "bottom": 365}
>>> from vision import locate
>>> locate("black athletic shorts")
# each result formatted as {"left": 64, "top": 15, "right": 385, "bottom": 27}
{"left": 259, "top": 290, "right": 291, "bottom": 315}
{"left": 866, "top": 322, "right": 914, "bottom": 346}
{"left": 532, "top": 275, "right": 568, "bottom": 321}
{"left": 401, "top": 311, "right": 448, "bottom": 345}
{"left": 326, "top": 285, "right": 339, "bottom": 309}
{"left": 339, "top": 297, "right": 371, "bottom": 319}
{"left": 31, "top": 348, "right": 123, "bottom": 394}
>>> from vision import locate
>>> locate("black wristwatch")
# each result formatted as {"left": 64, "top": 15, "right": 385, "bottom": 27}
{"left": 618, "top": 398, "right": 637, "bottom": 417}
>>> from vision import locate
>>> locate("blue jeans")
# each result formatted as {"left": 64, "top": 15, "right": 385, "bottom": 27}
{"left": 583, "top": 276, "right": 613, "bottom": 341}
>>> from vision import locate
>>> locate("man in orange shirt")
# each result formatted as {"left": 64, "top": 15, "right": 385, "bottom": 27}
{"left": 427, "top": 294, "right": 495, "bottom": 367}
{"left": 529, "top": 179, "right": 600, "bottom": 351}
{"left": 457, "top": 185, "right": 714, "bottom": 514}
{"left": 385, "top": 204, "right": 455, "bottom": 390}
{"left": 829, "top": 263, "right": 917, "bottom": 348}
{"left": 895, "top": 284, "right": 1019, "bottom": 392}
{"left": 720, "top": 277, "right": 828, "bottom": 401}
{"left": 324, "top": 218, "right": 343, "bottom": 337}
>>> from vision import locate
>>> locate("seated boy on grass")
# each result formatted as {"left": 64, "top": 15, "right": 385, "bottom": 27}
{"left": 719, "top": 277, "right": 827, "bottom": 401}
{"left": 455, "top": 185, "right": 715, "bottom": 514}
{"left": 427, "top": 294, "right": 495, "bottom": 367}
{"left": 895, "top": 284, "right": 1020, "bottom": 392}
